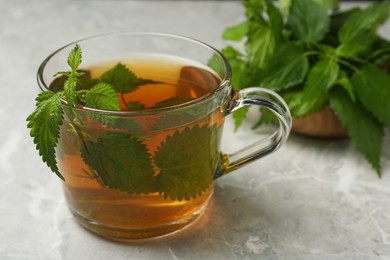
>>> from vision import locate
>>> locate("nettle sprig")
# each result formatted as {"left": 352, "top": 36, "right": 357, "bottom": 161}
{"left": 27, "top": 45, "right": 120, "bottom": 179}
{"left": 220, "top": 0, "right": 390, "bottom": 176}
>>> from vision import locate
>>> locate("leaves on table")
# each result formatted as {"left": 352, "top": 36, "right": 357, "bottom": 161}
{"left": 351, "top": 64, "right": 390, "bottom": 126}
{"left": 294, "top": 57, "right": 339, "bottom": 116}
{"left": 218, "top": 0, "right": 390, "bottom": 176}
{"left": 329, "top": 88, "right": 383, "bottom": 176}
{"left": 259, "top": 44, "right": 309, "bottom": 91}
{"left": 287, "top": 0, "right": 330, "bottom": 43}
{"left": 337, "top": 1, "right": 389, "bottom": 57}
{"left": 223, "top": 21, "right": 248, "bottom": 41}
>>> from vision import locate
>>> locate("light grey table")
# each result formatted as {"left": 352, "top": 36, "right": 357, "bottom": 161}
{"left": 1, "top": 1, "right": 390, "bottom": 259}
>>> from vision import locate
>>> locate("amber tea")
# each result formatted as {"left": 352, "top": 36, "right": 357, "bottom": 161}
{"left": 53, "top": 55, "right": 224, "bottom": 239}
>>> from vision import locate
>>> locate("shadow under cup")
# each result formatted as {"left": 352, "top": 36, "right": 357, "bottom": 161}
{"left": 37, "top": 32, "right": 291, "bottom": 241}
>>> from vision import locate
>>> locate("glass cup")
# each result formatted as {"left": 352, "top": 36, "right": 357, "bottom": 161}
{"left": 37, "top": 32, "right": 292, "bottom": 241}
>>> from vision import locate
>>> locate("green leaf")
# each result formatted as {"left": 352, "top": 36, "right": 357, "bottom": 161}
{"left": 246, "top": 23, "right": 276, "bottom": 68}
{"left": 279, "top": 0, "right": 291, "bottom": 16}
{"left": 233, "top": 106, "right": 249, "bottom": 131}
{"left": 339, "top": 2, "right": 389, "bottom": 44}
{"left": 287, "top": 0, "right": 330, "bottom": 43}
{"left": 338, "top": 2, "right": 389, "bottom": 57}
{"left": 295, "top": 58, "right": 339, "bottom": 116}
{"left": 138, "top": 78, "right": 166, "bottom": 86}
{"left": 84, "top": 82, "right": 120, "bottom": 111}
{"left": 50, "top": 70, "right": 98, "bottom": 93}
{"left": 84, "top": 83, "right": 143, "bottom": 134}
{"left": 64, "top": 76, "right": 78, "bottom": 108}
{"left": 152, "top": 97, "right": 193, "bottom": 109}
{"left": 223, "top": 21, "right": 248, "bottom": 41}
{"left": 243, "top": 0, "right": 267, "bottom": 19}
{"left": 337, "top": 33, "right": 377, "bottom": 58}
{"left": 155, "top": 125, "right": 220, "bottom": 201}
{"left": 67, "top": 44, "right": 82, "bottom": 71}
{"left": 100, "top": 63, "right": 140, "bottom": 94}
{"left": 253, "top": 107, "right": 277, "bottom": 128}
{"left": 57, "top": 45, "right": 85, "bottom": 110}
{"left": 351, "top": 64, "right": 390, "bottom": 126}
{"left": 243, "top": 1, "right": 283, "bottom": 69}
{"left": 26, "top": 92, "right": 64, "bottom": 180}
{"left": 219, "top": 46, "right": 261, "bottom": 89}
{"left": 329, "top": 88, "right": 383, "bottom": 176}
{"left": 260, "top": 44, "right": 309, "bottom": 90}
{"left": 126, "top": 101, "right": 145, "bottom": 111}
{"left": 221, "top": 45, "right": 244, "bottom": 60}
{"left": 314, "top": 0, "right": 339, "bottom": 9}
{"left": 280, "top": 89, "right": 303, "bottom": 117}
{"left": 336, "top": 70, "right": 356, "bottom": 102}
{"left": 80, "top": 132, "right": 156, "bottom": 194}
{"left": 265, "top": 1, "right": 284, "bottom": 45}
{"left": 321, "top": 8, "right": 359, "bottom": 47}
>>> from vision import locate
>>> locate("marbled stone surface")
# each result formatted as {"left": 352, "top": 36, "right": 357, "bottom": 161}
{"left": 1, "top": 1, "right": 390, "bottom": 259}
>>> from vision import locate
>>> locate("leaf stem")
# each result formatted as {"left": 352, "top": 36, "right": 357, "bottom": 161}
{"left": 367, "top": 47, "right": 390, "bottom": 61}
{"left": 304, "top": 51, "right": 321, "bottom": 57}
{"left": 119, "top": 93, "right": 129, "bottom": 110}
{"left": 338, "top": 59, "right": 360, "bottom": 73}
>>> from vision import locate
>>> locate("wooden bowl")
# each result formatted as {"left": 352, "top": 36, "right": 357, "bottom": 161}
{"left": 291, "top": 106, "right": 349, "bottom": 138}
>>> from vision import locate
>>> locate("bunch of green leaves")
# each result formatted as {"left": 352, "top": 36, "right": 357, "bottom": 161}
{"left": 220, "top": 0, "right": 390, "bottom": 176}
{"left": 27, "top": 45, "right": 218, "bottom": 200}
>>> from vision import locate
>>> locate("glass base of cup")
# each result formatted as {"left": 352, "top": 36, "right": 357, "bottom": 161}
{"left": 68, "top": 195, "right": 211, "bottom": 242}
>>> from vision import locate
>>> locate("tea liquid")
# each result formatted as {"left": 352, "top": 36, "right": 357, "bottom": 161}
{"left": 56, "top": 55, "right": 224, "bottom": 239}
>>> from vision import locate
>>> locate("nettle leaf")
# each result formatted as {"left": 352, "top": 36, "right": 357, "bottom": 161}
{"left": 336, "top": 70, "right": 356, "bottom": 102}
{"left": 314, "top": 0, "right": 339, "bottom": 10}
{"left": 100, "top": 63, "right": 140, "bottom": 94}
{"left": 233, "top": 106, "right": 249, "bottom": 131}
{"left": 338, "top": 2, "right": 389, "bottom": 57}
{"left": 126, "top": 101, "right": 145, "bottom": 111}
{"left": 155, "top": 125, "right": 220, "bottom": 201}
{"left": 260, "top": 44, "right": 309, "bottom": 90}
{"left": 27, "top": 92, "right": 64, "bottom": 180}
{"left": 280, "top": 89, "right": 303, "bottom": 117}
{"left": 244, "top": 1, "right": 283, "bottom": 69}
{"left": 329, "top": 88, "right": 383, "bottom": 176}
{"left": 295, "top": 58, "right": 339, "bottom": 116}
{"left": 80, "top": 133, "right": 156, "bottom": 194}
{"left": 84, "top": 82, "right": 120, "bottom": 111}
{"left": 279, "top": 0, "right": 292, "bottom": 15}
{"left": 51, "top": 70, "right": 98, "bottom": 93}
{"left": 339, "top": 2, "right": 389, "bottom": 44}
{"left": 243, "top": 0, "right": 267, "bottom": 18}
{"left": 67, "top": 44, "right": 82, "bottom": 71}
{"left": 266, "top": 0, "right": 284, "bottom": 44}
{"left": 152, "top": 97, "right": 193, "bottom": 109}
{"left": 287, "top": 0, "right": 330, "bottom": 43}
{"left": 222, "top": 49, "right": 256, "bottom": 90}
{"left": 223, "top": 21, "right": 248, "bottom": 41}
{"left": 64, "top": 75, "right": 78, "bottom": 108}
{"left": 351, "top": 64, "right": 390, "bottom": 126}
{"left": 246, "top": 23, "right": 276, "bottom": 69}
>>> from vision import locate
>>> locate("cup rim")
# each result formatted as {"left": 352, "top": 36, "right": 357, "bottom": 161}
{"left": 37, "top": 31, "right": 232, "bottom": 116}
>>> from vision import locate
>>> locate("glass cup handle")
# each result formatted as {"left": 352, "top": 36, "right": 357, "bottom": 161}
{"left": 216, "top": 87, "right": 292, "bottom": 178}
